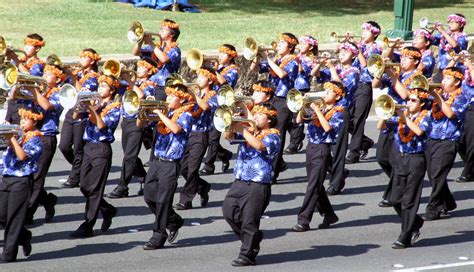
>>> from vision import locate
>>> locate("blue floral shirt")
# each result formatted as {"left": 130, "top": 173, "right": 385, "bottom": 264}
{"left": 83, "top": 102, "right": 121, "bottom": 143}
{"left": 40, "top": 89, "right": 64, "bottom": 136}
{"left": 259, "top": 55, "right": 298, "bottom": 97}
{"left": 429, "top": 92, "right": 468, "bottom": 141}
{"left": 421, "top": 50, "right": 436, "bottom": 78}
{"left": 76, "top": 70, "right": 99, "bottom": 92}
{"left": 2, "top": 132, "right": 43, "bottom": 176}
{"left": 306, "top": 108, "right": 344, "bottom": 144}
{"left": 191, "top": 91, "right": 218, "bottom": 132}
{"left": 433, "top": 32, "right": 468, "bottom": 70}
{"left": 381, "top": 70, "right": 419, "bottom": 105}
{"left": 317, "top": 65, "right": 360, "bottom": 107}
{"left": 12, "top": 57, "right": 44, "bottom": 77}
{"left": 217, "top": 64, "right": 239, "bottom": 88}
{"left": 121, "top": 80, "right": 157, "bottom": 119}
{"left": 232, "top": 130, "right": 280, "bottom": 184}
{"left": 462, "top": 71, "right": 474, "bottom": 106}
{"left": 353, "top": 42, "right": 383, "bottom": 83}
{"left": 294, "top": 55, "right": 314, "bottom": 90}
{"left": 387, "top": 111, "right": 431, "bottom": 154}
{"left": 154, "top": 111, "right": 193, "bottom": 160}
{"left": 145, "top": 45, "right": 181, "bottom": 87}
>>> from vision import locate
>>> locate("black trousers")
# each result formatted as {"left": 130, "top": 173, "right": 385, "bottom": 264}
{"left": 459, "top": 106, "right": 473, "bottom": 180}
{"left": 272, "top": 96, "right": 292, "bottom": 181}
{"left": 348, "top": 82, "right": 373, "bottom": 155}
{"left": 0, "top": 175, "right": 33, "bottom": 261}
{"left": 376, "top": 131, "right": 395, "bottom": 200}
{"left": 425, "top": 139, "right": 457, "bottom": 215}
{"left": 202, "top": 127, "right": 232, "bottom": 172}
{"left": 222, "top": 180, "right": 271, "bottom": 262}
{"left": 328, "top": 108, "right": 349, "bottom": 190}
{"left": 297, "top": 143, "right": 335, "bottom": 226}
{"left": 78, "top": 142, "right": 115, "bottom": 230}
{"left": 117, "top": 118, "right": 147, "bottom": 191}
{"left": 287, "top": 89, "right": 309, "bottom": 150}
{"left": 143, "top": 159, "right": 183, "bottom": 245}
{"left": 58, "top": 108, "right": 86, "bottom": 185}
{"left": 390, "top": 153, "right": 425, "bottom": 245}
{"left": 27, "top": 135, "right": 57, "bottom": 220}
{"left": 179, "top": 132, "right": 209, "bottom": 205}
{"left": 5, "top": 100, "right": 21, "bottom": 125}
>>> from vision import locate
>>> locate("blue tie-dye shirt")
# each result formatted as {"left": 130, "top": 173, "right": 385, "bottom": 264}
{"left": 144, "top": 44, "right": 181, "bottom": 87}
{"left": 462, "top": 70, "right": 474, "bottom": 105}
{"left": 154, "top": 110, "right": 193, "bottom": 160}
{"left": 386, "top": 111, "right": 431, "bottom": 153}
{"left": 259, "top": 55, "right": 298, "bottom": 97}
{"left": 432, "top": 32, "right": 468, "bottom": 70}
{"left": 294, "top": 55, "right": 314, "bottom": 90}
{"left": 306, "top": 107, "right": 344, "bottom": 144}
{"left": 429, "top": 91, "right": 468, "bottom": 141}
{"left": 83, "top": 102, "right": 121, "bottom": 143}
{"left": 75, "top": 70, "right": 99, "bottom": 92}
{"left": 2, "top": 132, "right": 43, "bottom": 176}
{"left": 191, "top": 91, "right": 218, "bottom": 132}
{"left": 353, "top": 42, "right": 383, "bottom": 83}
{"left": 232, "top": 130, "right": 281, "bottom": 184}
{"left": 39, "top": 88, "right": 64, "bottom": 136}
{"left": 317, "top": 65, "right": 360, "bottom": 107}
{"left": 217, "top": 64, "right": 239, "bottom": 88}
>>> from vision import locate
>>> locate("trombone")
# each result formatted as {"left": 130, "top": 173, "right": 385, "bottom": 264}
{"left": 374, "top": 94, "right": 407, "bottom": 120}
{"left": 186, "top": 48, "right": 219, "bottom": 70}
{"left": 0, "top": 124, "right": 23, "bottom": 150}
{"left": 287, "top": 88, "right": 325, "bottom": 120}
{"left": 243, "top": 37, "right": 277, "bottom": 61}
{"left": 367, "top": 54, "right": 400, "bottom": 78}
{"left": 213, "top": 105, "right": 255, "bottom": 133}
{"left": 127, "top": 20, "right": 162, "bottom": 46}
{"left": 329, "top": 32, "right": 361, "bottom": 43}
{"left": 419, "top": 17, "right": 449, "bottom": 30}
{"left": 103, "top": 59, "right": 137, "bottom": 82}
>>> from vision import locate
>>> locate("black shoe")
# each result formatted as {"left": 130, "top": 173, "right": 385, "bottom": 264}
{"left": 279, "top": 161, "right": 288, "bottom": 173}
{"left": 44, "top": 193, "right": 57, "bottom": 222}
{"left": 24, "top": 217, "right": 34, "bottom": 226}
{"left": 0, "top": 256, "right": 16, "bottom": 263}
{"left": 318, "top": 213, "right": 339, "bottom": 229}
{"left": 143, "top": 241, "right": 163, "bottom": 250}
{"left": 343, "top": 169, "right": 350, "bottom": 179}
{"left": 70, "top": 227, "right": 94, "bottom": 238}
{"left": 392, "top": 241, "right": 409, "bottom": 249}
{"left": 378, "top": 199, "right": 393, "bottom": 208}
{"left": 144, "top": 161, "right": 152, "bottom": 167}
{"left": 326, "top": 186, "right": 341, "bottom": 196}
{"left": 137, "top": 185, "right": 144, "bottom": 196}
{"left": 199, "top": 167, "right": 214, "bottom": 176}
{"left": 360, "top": 138, "right": 374, "bottom": 160}
{"left": 231, "top": 257, "right": 256, "bottom": 267}
{"left": 200, "top": 183, "right": 211, "bottom": 207}
{"left": 21, "top": 230, "right": 32, "bottom": 257}
{"left": 221, "top": 161, "right": 230, "bottom": 173}
{"left": 456, "top": 176, "right": 474, "bottom": 183}
{"left": 297, "top": 142, "right": 304, "bottom": 152}
{"left": 101, "top": 206, "right": 117, "bottom": 232}
{"left": 168, "top": 218, "right": 184, "bottom": 244}
{"left": 292, "top": 224, "right": 310, "bottom": 232}
{"left": 62, "top": 180, "right": 79, "bottom": 188}
{"left": 422, "top": 212, "right": 440, "bottom": 221}
{"left": 107, "top": 187, "right": 129, "bottom": 199}
{"left": 345, "top": 153, "right": 360, "bottom": 164}
{"left": 173, "top": 202, "right": 192, "bottom": 210}
{"left": 284, "top": 147, "right": 298, "bottom": 155}
{"left": 411, "top": 230, "right": 421, "bottom": 245}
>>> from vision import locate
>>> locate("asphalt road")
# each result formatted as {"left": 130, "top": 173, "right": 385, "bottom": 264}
{"left": 1, "top": 121, "right": 473, "bottom": 272}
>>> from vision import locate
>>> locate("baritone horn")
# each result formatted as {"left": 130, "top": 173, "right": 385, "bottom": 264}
{"left": 0, "top": 124, "right": 23, "bottom": 150}
{"left": 410, "top": 75, "right": 442, "bottom": 92}
{"left": 367, "top": 54, "right": 400, "bottom": 78}
{"left": 374, "top": 94, "right": 407, "bottom": 120}
{"left": 243, "top": 37, "right": 277, "bottom": 61}
{"left": 186, "top": 48, "right": 219, "bottom": 70}
{"left": 0, "top": 36, "right": 27, "bottom": 59}
{"left": 58, "top": 84, "right": 78, "bottom": 110}
{"left": 103, "top": 59, "right": 136, "bottom": 82}
{"left": 217, "top": 85, "right": 254, "bottom": 109}
{"left": 287, "top": 88, "right": 325, "bottom": 119}
{"left": 75, "top": 91, "right": 102, "bottom": 112}
{"left": 137, "top": 99, "right": 169, "bottom": 121}
{"left": 127, "top": 21, "right": 162, "bottom": 46}
{"left": 0, "top": 62, "right": 47, "bottom": 99}
{"left": 213, "top": 105, "right": 255, "bottom": 133}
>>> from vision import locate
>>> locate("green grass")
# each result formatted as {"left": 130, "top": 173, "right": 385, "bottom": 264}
{"left": 1, "top": 0, "right": 473, "bottom": 58}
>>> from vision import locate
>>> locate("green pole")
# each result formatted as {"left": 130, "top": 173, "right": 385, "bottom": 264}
{"left": 386, "top": 0, "right": 415, "bottom": 40}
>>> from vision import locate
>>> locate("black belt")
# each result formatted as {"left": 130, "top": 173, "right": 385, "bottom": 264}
{"left": 399, "top": 153, "right": 424, "bottom": 158}
{"left": 157, "top": 157, "right": 178, "bottom": 162}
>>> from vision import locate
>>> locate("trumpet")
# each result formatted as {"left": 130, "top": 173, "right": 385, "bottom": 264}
{"left": 287, "top": 89, "right": 325, "bottom": 119}
{"left": 243, "top": 37, "right": 277, "bottom": 61}
{"left": 367, "top": 54, "right": 400, "bottom": 78}
{"left": 137, "top": 99, "right": 169, "bottom": 121}
{"left": 419, "top": 17, "right": 449, "bottom": 30}
{"left": 186, "top": 48, "right": 219, "bottom": 70}
{"left": 382, "top": 36, "right": 411, "bottom": 48}
{"left": 0, "top": 124, "right": 23, "bottom": 150}
{"left": 127, "top": 21, "right": 162, "bottom": 46}
{"left": 374, "top": 94, "right": 407, "bottom": 120}
{"left": 46, "top": 54, "right": 83, "bottom": 71}
{"left": 330, "top": 32, "right": 361, "bottom": 43}
{"left": 213, "top": 105, "right": 255, "bottom": 133}
{"left": 103, "top": 59, "right": 137, "bottom": 82}
{"left": 0, "top": 36, "right": 27, "bottom": 59}
{"left": 448, "top": 50, "right": 474, "bottom": 59}
{"left": 75, "top": 91, "right": 102, "bottom": 112}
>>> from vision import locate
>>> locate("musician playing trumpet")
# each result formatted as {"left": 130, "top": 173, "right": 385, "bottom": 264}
{"left": 222, "top": 103, "right": 280, "bottom": 266}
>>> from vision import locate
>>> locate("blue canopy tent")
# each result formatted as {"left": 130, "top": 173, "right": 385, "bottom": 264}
{"left": 116, "top": 0, "right": 201, "bottom": 12}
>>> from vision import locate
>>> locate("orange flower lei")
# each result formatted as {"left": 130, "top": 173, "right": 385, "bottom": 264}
{"left": 100, "top": 101, "right": 121, "bottom": 118}
{"left": 197, "top": 68, "right": 217, "bottom": 83}
{"left": 398, "top": 110, "right": 429, "bottom": 143}
{"left": 99, "top": 75, "right": 120, "bottom": 89}
{"left": 24, "top": 37, "right": 45, "bottom": 47}
{"left": 44, "top": 65, "right": 66, "bottom": 82}
{"left": 139, "top": 80, "right": 157, "bottom": 91}
{"left": 44, "top": 86, "right": 60, "bottom": 99}
{"left": 402, "top": 70, "right": 422, "bottom": 88}
{"left": 219, "top": 46, "right": 238, "bottom": 58}
{"left": 79, "top": 71, "right": 100, "bottom": 87}
{"left": 324, "top": 82, "right": 345, "bottom": 97}
{"left": 247, "top": 128, "right": 280, "bottom": 142}
{"left": 157, "top": 104, "right": 194, "bottom": 135}
{"left": 18, "top": 57, "right": 44, "bottom": 70}
{"left": 270, "top": 54, "right": 297, "bottom": 78}
{"left": 157, "top": 42, "right": 178, "bottom": 68}
{"left": 165, "top": 86, "right": 193, "bottom": 101}
{"left": 313, "top": 106, "right": 344, "bottom": 127}
{"left": 278, "top": 33, "right": 298, "bottom": 46}
{"left": 442, "top": 69, "right": 464, "bottom": 80}
{"left": 19, "top": 108, "right": 44, "bottom": 121}
{"left": 79, "top": 51, "right": 101, "bottom": 62}
{"left": 220, "top": 64, "right": 239, "bottom": 77}
{"left": 409, "top": 89, "right": 430, "bottom": 100}
{"left": 137, "top": 60, "right": 158, "bottom": 74}
{"left": 431, "top": 88, "right": 463, "bottom": 119}
{"left": 161, "top": 21, "right": 180, "bottom": 29}
{"left": 402, "top": 48, "right": 422, "bottom": 59}
{"left": 190, "top": 90, "right": 216, "bottom": 118}
{"left": 252, "top": 84, "right": 274, "bottom": 93}
{"left": 251, "top": 105, "right": 278, "bottom": 117}
{"left": 22, "top": 130, "right": 43, "bottom": 145}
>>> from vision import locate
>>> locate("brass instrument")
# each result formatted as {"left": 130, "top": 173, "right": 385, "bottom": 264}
{"left": 213, "top": 105, "right": 254, "bottom": 133}
{"left": 186, "top": 48, "right": 219, "bottom": 70}
{"left": 164, "top": 73, "right": 199, "bottom": 101}
{"left": 243, "top": 37, "right": 277, "bottom": 61}
{"left": 367, "top": 54, "right": 400, "bottom": 78}
{"left": 329, "top": 32, "right": 361, "bottom": 43}
{"left": 0, "top": 124, "right": 23, "bottom": 150}
{"left": 137, "top": 99, "right": 169, "bottom": 121}
{"left": 448, "top": 50, "right": 474, "bottom": 59}
{"left": 127, "top": 21, "right": 162, "bottom": 45}
{"left": 122, "top": 90, "right": 140, "bottom": 115}
{"left": 419, "top": 17, "right": 449, "bottom": 30}
{"left": 287, "top": 88, "right": 325, "bottom": 119}
{"left": 0, "top": 62, "right": 18, "bottom": 90}
{"left": 410, "top": 75, "right": 442, "bottom": 92}
{"left": 76, "top": 91, "right": 102, "bottom": 112}
{"left": 0, "top": 62, "right": 47, "bottom": 99}
{"left": 382, "top": 36, "right": 412, "bottom": 48}
{"left": 58, "top": 84, "right": 78, "bottom": 109}
{"left": 46, "top": 54, "right": 63, "bottom": 66}
{"left": 0, "top": 36, "right": 27, "bottom": 59}
{"left": 103, "top": 59, "right": 136, "bottom": 82}
{"left": 374, "top": 94, "right": 407, "bottom": 120}
{"left": 217, "top": 85, "right": 254, "bottom": 109}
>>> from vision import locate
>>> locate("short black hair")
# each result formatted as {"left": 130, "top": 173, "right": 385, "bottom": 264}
{"left": 365, "top": 21, "right": 381, "bottom": 40}
{"left": 163, "top": 19, "right": 180, "bottom": 41}
{"left": 259, "top": 102, "right": 278, "bottom": 128}
{"left": 281, "top": 32, "right": 298, "bottom": 54}
{"left": 27, "top": 33, "right": 43, "bottom": 42}
{"left": 221, "top": 44, "right": 237, "bottom": 64}
{"left": 82, "top": 48, "right": 99, "bottom": 72}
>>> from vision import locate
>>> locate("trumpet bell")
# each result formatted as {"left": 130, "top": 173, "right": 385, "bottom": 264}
{"left": 419, "top": 17, "right": 429, "bottom": 28}
{"left": 243, "top": 37, "right": 258, "bottom": 61}
{"left": 0, "top": 62, "right": 18, "bottom": 90}
{"left": 59, "top": 84, "right": 78, "bottom": 109}
{"left": 46, "top": 54, "right": 63, "bottom": 67}
{"left": 213, "top": 105, "right": 233, "bottom": 133}
{"left": 367, "top": 54, "right": 386, "bottom": 78}
{"left": 186, "top": 48, "right": 203, "bottom": 70}
{"left": 374, "top": 94, "right": 397, "bottom": 120}
{"left": 103, "top": 59, "right": 121, "bottom": 78}
{"left": 123, "top": 91, "right": 140, "bottom": 115}
{"left": 217, "top": 85, "right": 235, "bottom": 106}
{"left": 128, "top": 21, "right": 145, "bottom": 44}
{"left": 287, "top": 89, "right": 304, "bottom": 113}
{"left": 410, "top": 75, "right": 429, "bottom": 91}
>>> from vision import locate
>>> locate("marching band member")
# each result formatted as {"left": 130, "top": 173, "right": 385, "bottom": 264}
{"left": 139, "top": 83, "right": 194, "bottom": 249}
{"left": 412, "top": 28, "right": 436, "bottom": 78}
{"left": 175, "top": 67, "right": 218, "bottom": 210}
{"left": 0, "top": 108, "right": 43, "bottom": 262}
{"left": 423, "top": 67, "right": 468, "bottom": 221}
{"left": 292, "top": 81, "right": 343, "bottom": 233}
{"left": 25, "top": 64, "right": 66, "bottom": 224}
{"left": 222, "top": 103, "right": 280, "bottom": 266}
{"left": 69, "top": 75, "right": 121, "bottom": 238}
{"left": 200, "top": 44, "right": 239, "bottom": 175}
{"left": 107, "top": 58, "right": 158, "bottom": 199}
{"left": 250, "top": 32, "right": 299, "bottom": 184}
{"left": 377, "top": 88, "right": 431, "bottom": 249}
{"left": 285, "top": 35, "right": 318, "bottom": 155}
{"left": 59, "top": 48, "right": 101, "bottom": 189}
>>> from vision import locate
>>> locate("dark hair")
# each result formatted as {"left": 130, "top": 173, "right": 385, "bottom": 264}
{"left": 20, "top": 107, "right": 44, "bottom": 129}
{"left": 329, "top": 80, "right": 345, "bottom": 100}
{"left": 163, "top": 19, "right": 181, "bottom": 41}
{"left": 82, "top": 48, "right": 99, "bottom": 72}
{"left": 259, "top": 103, "right": 278, "bottom": 128}
{"left": 199, "top": 65, "right": 217, "bottom": 86}
{"left": 347, "top": 41, "right": 359, "bottom": 59}
{"left": 366, "top": 21, "right": 381, "bottom": 40}
{"left": 404, "top": 46, "right": 422, "bottom": 65}
{"left": 254, "top": 80, "right": 275, "bottom": 99}
{"left": 420, "top": 33, "right": 432, "bottom": 48}
{"left": 282, "top": 32, "right": 298, "bottom": 54}
{"left": 27, "top": 33, "right": 43, "bottom": 42}
{"left": 454, "top": 13, "right": 466, "bottom": 31}
{"left": 444, "top": 67, "right": 464, "bottom": 87}
{"left": 142, "top": 56, "right": 158, "bottom": 68}
{"left": 221, "top": 44, "right": 237, "bottom": 64}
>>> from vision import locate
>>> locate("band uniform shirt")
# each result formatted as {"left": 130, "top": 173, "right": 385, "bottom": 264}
{"left": 386, "top": 112, "right": 432, "bottom": 154}
{"left": 429, "top": 92, "right": 468, "bottom": 141}
{"left": 306, "top": 109, "right": 344, "bottom": 144}
{"left": 294, "top": 54, "right": 314, "bottom": 90}
{"left": 154, "top": 110, "right": 193, "bottom": 161}
{"left": 121, "top": 80, "right": 157, "bottom": 119}
{"left": 145, "top": 45, "right": 181, "bottom": 87}
{"left": 380, "top": 69, "right": 419, "bottom": 105}
{"left": 83, "top": 101, "right": 121, "bottom": 143}
{"left": 432, "top": 32, "right": 468, "bottom": 70}
{"left": 232, "top": 129, "right": 280, "bottom": 184}
{"left": 12, "top": 57, "right": 45, "bottom": 77}
{"left": 317, "top": 65, "right": 360, "bottom": 107}
{"left": 2, "top": 132, "right": 43, "bottom": 176}
{"left": 191, "top": 91, "right": 218, "bottom": 133}
{"left": 353, "top": 42, "right": 383, "bottom": 84}
{"left": 75, "top": 70, "right": 99, "bottom": 92}
{"left": 259, "top": 55, "right": 298, "bottom": 97}
{"left": 40, "top": 88, "right": 64, "bottom": 136}
{"left": 217, "top": 64, "right": 239, "bottom": 88}
{"left": 421, "top": 50, "right": 436, "bottom": 78}
{"left": 462, "top": 70, "right": 474, "bottom": 106}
